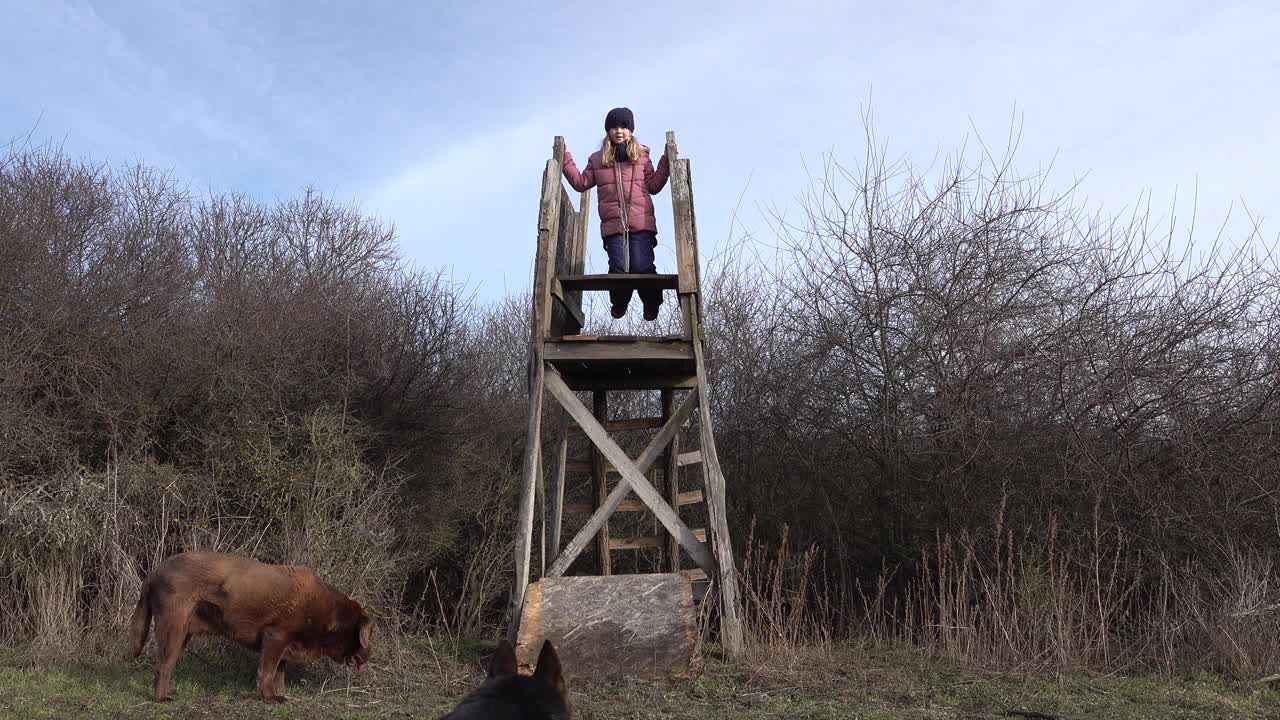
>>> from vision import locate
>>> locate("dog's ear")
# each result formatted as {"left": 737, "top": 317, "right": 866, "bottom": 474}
{"left": 532, "top": 640, "right": 567, "bottom": 700}
{"left": 358, "top": 615, "right": 372, "bottom": 650}
{"left": 488, "top": 639, "right": 518, "bottom": 678}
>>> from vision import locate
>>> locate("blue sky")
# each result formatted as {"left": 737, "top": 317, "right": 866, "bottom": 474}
{"left": 4, "top": 0, "right": 1278, "bottom": 304}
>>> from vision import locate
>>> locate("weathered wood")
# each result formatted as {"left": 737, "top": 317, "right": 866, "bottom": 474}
{"left": 514, "top": 574, "right": 700, "bottom": 680}
{"left": 661, "top": 389, "right": 681, "bottom": 573}
{"left": 558, "top": 274, "right": 679, "bottom": 292}
{"left": 677, "top": 450, "right": 703, "bottom": 467}
{"left": 609, "top": 536, "right": 661, "bottom": 550}
{"left": 678, "top": 294, "right": 694, "bottom": 342}
{"left": 565, "top": 415, "right": 672, "bottom": 438}
{"left": 507, "top": 152, "right": 564, "bottom": 643}
{"left": 689, "top": 304, "right": 744, "bottom": 657}
{"left": 545, "top": 382, "right": 710, "bottom": 577}
{"left": 561, "top": 334, "right": 683, "bottom": 343}
{"left": 611, "top": 529, "right": 705, "bottom": 551}
{"left": 565, "top": 490, "right": 703, "bottom": 515}
{"left": 667, "top": 133, "right": 698, "bottom": 296}
{"left": 535, "top": 441, "right": 545, "bottom": 577}
{"left": 575, "top": 190, "right": 590, "bottom": 275}
{"left": 543, "top": 339, "right": 694, "bottom": 363}
{"left": 535, "top": 162, "right": 563, "bottom": 339}
{"left": 559, "top": 371, "right": 699, "bottom": 392}
{"left": 591, "top": 391, "right": 610, "bottom": 576}
{"left": 549, "top": 185, "right": 581, "bottom": 337}
{"left": 549, "top": 280, "right": 585, "bottom": 330}
{"left": 546, "top": 413, "right": 569, "bottom": 563}
{"left": 611, "top": 415, "right": 668, "bottom": 431}
{"left": 680, "top": 155, "right": 708, "bottom": 324}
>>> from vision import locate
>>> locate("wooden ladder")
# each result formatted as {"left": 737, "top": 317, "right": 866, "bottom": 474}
{"left": 506, "top": 132, "right": 742, "bottom": 659}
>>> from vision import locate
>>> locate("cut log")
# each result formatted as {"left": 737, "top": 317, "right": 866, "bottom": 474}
{"left": 514, "top": 574, "right": 700, "bottom": 680}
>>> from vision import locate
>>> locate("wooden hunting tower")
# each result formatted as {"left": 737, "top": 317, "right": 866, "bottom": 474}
{"left": 506, "top": 132, "right": 743, "bottom": 675}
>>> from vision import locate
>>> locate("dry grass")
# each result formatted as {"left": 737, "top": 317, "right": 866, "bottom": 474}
{"left": 3, "top": 637, "right": 1278, "bottom": 720}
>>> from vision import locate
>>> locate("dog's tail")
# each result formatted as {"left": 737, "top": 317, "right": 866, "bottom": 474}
{"left": 128, "top": 578, "right": 152, "bottom": 657}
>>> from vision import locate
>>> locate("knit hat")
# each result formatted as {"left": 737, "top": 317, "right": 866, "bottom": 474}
{"left": 605, "top": 107, "right": 634, "bottom": 132}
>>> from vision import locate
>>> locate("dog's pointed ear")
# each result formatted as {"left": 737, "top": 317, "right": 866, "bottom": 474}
{"left": 358, "top": 615, "right": 372, "bottom": 649}
{"left": 488, "top": 639, "right": 518, "bottom": 678}
{"left": 533, "top": 640, "right": 566, "bottom": 700}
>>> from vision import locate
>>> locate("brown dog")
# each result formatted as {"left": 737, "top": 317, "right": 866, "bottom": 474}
{"left": 128, "top": 551, "right": 372, "bottom": 703}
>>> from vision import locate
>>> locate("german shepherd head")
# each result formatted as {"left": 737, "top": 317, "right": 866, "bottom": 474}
{"left": 440, "top": 639, "right": 568, "bottom": 719}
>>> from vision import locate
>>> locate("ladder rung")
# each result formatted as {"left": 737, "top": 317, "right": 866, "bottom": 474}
{"left": 558, "top": 274, "right": 679, "bottom": 292}
{"left": 676, "top": 450, "right": 703, "bottom": 466}
{"left": 563, "top": 490, "right": 703, "bottom": 515}
{"left": 609, "top": 416, "right": 667, "bottom": 431}
{"left": 680, "top": 568, "right": 707, "bottom": 581}
{"left": 608, "top": 529, "right": 706, "bottom": 551}
{"left": 675, "top": 489, "right": 704, "bottom": 506}
{"left": 609, "top": 536, "right": 660, "bottom": 550}
{"left": 569, "top": 415, "right": 688, "bottom": 436}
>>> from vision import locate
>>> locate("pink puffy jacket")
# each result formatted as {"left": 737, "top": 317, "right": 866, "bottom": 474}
{"left": 562, "top": 144, "right": 670, "bottom": 239}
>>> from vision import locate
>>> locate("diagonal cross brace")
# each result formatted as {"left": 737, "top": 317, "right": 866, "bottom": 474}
{"left": 545, "top": 385, "right": 699, "bottom": 577}
{"left": 543, "top": 367, "right": 716, "bottom": 576}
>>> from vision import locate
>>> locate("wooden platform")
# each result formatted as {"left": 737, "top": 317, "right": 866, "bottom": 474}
{"left": 545, "top": 336, "right": 697, "bottom": 390}
{"left": 558, "top": 273, "right": 679, "bottom": 292}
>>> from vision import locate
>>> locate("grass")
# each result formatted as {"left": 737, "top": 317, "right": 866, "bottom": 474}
{"left": 1, "top": 639, "right": 1278, "bottom": 720}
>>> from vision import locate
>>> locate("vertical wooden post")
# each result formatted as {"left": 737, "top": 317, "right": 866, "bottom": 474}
{"left": 546, "top": 413, "right": 569, "bottom": 565}
{"left": 667, "top": 130, "right": 744, "bottom": 658}
{"left": 535, "top": 442, "right": 545, "bottom": 577}
{"left": 661, "top": 389, "right": 681, "bottom": 573}
{"left": 592, "top": 390, "right": 611, "bottom": 576}
{"left": 508, "top": 145, "right": 563, "bottom": 644}
{"left": 576, "top": 190, "right": 590, "bottom": 275}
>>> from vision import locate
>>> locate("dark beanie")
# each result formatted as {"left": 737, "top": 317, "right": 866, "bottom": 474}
{"left": 605, "top": 107, "right": 634, "bottom": 132}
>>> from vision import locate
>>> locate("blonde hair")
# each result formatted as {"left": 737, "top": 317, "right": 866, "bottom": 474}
{"left": 600, "top": 134, "right": 642, "bottom": 168}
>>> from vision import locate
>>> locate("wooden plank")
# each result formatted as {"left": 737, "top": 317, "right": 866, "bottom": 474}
{"left": 661, "top": 389, "right": 681, "bottom": 573}
{"left": 543, "top": 340, "right": 694, "bottom": 363}
{"left": 611, "top": 529, "right": 707, "bottom": 550}
{"left": 558, "top": 273, "right": 679, "bottom": 292}
{"left": 609, "top": 536, "right": 660, "bottom": 550}
{"left": 667, "top": 132, "right": 698, "bottom": 295}
{"left": 536, "top": 440, "right": 545, "bottom": 578}
{"left": 676, "top": 489, "right": 704, "bottom": 505}
{"left": 688, "top": 303, "right": 744, "bottom": 657}
{"left": 682, "top": 156, "right": 707, "bottom": 321}
{"left": 550, "top": 280, "right": 585, "bottom": 330}
{"left": 560, "top": 334, "right": 683, "bottom": 343}
{"left": 680, "top": 568, "right": 707, "bottom": 581}
{"left": 549, "top": 185, "right": 580, "bottom": 337}
{"left": 592, "top": 391, "right": 610, "bottom": 576}
{"left": 564, "top": 490, "right": 702, "bottom": 515}
{"left": 677, "top": 450, "right": 703, "bottom": 467}
{"left": 507, "top": 151, "right": 564, "bottom": 643}
{"left": 545, "top": 380, "right": 711, "bottom": 577}
{"left": 678, "top": 294, "right": 694, "bottom": 343}
{"left": 514, "top": 574, "right": 700, "bottom": 680}
{"left": 559, "top": 372, "right": 698, "bottom": 392}
{"left": 575, "top": 189, "right": 590, "bottom": 275}
{"left": 609, "top": 416, "right": 667, "bottom": 431}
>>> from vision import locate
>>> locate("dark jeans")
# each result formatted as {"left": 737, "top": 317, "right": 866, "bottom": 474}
{"left": 604, "top": 231, "right": 661, "bottom": 311}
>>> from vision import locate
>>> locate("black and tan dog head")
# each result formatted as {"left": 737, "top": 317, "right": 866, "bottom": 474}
{"left": 440, "top": 639, "right": 568, "bottom": 719}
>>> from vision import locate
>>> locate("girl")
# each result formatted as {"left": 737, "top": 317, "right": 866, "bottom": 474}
{"left": 562, "top": 107, "right": 674, "bottom": 321}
